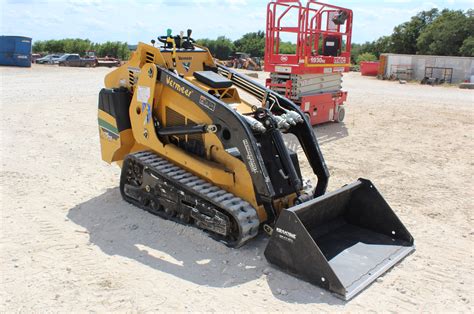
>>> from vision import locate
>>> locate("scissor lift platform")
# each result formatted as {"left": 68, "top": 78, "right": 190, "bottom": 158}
{"left": 265, "top": 1, "right": 352, "bottom": 125}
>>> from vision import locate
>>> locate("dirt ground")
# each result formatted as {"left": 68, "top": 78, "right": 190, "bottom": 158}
{"left": 1, "top": 65, "right": 473, "bottom": 312}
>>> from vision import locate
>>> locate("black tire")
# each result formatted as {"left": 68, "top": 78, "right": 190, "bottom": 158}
{"left": 336, "top": 106, "right": 345, "bottom": 123}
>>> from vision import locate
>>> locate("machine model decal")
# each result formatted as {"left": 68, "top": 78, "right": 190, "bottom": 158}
{"left": 310, "top": 57, "right": 325, "bottom": 64}
{"left": 333, "top": 57, "right": 347, "bottom": 64}
{"left": 165, "top": 76, "right": 193, "bottom": 97}
{"left": 242, "top": 139, "right": 259, "bottom": 174}
{"left": 198, "top": 95, "right": 216, "bottom": 112}
{"left": 276, "top": 227, "right": 297, "bottom": 243}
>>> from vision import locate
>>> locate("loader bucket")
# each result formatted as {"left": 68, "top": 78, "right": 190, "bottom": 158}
{"left": 264, "top": 179, "right": 414, "bottom": 300}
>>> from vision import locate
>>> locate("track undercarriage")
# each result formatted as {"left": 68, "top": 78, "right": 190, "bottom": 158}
{"left": 120, "top": 151, "right": 260, "bottom": 247}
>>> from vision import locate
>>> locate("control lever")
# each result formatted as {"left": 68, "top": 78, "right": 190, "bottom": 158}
{"left": 182, "top": 29, "right": 195, "bottom": 50}
{"left": 178, "top": 31, "right": 184, "bottom": 49}
{"left": 186, "top": 29, "right": 192, "bottom": 43}
{"left": 165, "top": 29, "right": 177, "bottom": 68}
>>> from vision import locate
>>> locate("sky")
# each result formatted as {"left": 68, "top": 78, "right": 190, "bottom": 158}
{"left": 0, "top": 0, "right": 472, "bottom": 44}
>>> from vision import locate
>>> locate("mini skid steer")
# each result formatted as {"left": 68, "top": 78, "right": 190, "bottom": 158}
{"left": 97, "top": 29, "right": 414, "bottom": 300}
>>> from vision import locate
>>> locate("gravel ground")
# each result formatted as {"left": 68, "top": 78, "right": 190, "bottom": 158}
{"left": 1, "top": 65, "right": 473, "bottom": 312}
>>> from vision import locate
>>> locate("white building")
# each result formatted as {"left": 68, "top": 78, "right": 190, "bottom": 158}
{"left": 378, "top": 53, "right": 474, "bottom": 84}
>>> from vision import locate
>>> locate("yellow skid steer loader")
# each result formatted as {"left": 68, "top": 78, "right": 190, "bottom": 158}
{"left": 97, "top": 29, "right": 414, "bottom": 300}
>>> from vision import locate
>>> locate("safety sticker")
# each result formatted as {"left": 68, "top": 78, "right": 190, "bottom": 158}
{"left": 137, "top": 86, "right": 150, "bottom": 103}
{"left": 199, "top": 95, "right": 216, "bottom": 112}
{"left": 275, "top": 66, "right": 291, "bottom": 73}
{"left": 142, "top": 102, "right": 152, "bottom": 125}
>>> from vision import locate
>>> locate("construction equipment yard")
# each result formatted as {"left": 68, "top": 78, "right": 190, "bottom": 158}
{"left": 1, "top": 64, "right": 473, "bottom": 311}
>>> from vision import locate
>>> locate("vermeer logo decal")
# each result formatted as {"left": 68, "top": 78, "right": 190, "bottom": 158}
{"left": 182, "top": 62, "right": 191, "bottom": 72}
{"left": 165, "top": 76, "right": 193, "bottom": 97}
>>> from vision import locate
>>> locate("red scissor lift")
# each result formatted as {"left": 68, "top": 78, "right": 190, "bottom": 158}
{"left": 265, "top": 1, "right": 353, "bottom": 125}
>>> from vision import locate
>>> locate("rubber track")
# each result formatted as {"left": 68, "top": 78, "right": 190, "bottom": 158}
{"left": 126, "top": 151, "right": 260, "bottom": 247}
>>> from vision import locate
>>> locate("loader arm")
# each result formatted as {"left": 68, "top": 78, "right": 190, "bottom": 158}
{"left": 217, "top": 65, "right": 329, "bottom": 196}
{"left": 155, "top": 66, "right": 276, "bottom": 200}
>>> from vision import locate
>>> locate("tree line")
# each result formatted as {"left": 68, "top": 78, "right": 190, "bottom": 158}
{"left": 32, "top": 39, "right": 130, "bottom": 60}
{"left": 33, "top": 8, "right": 472, "bottom": 63}
{"left": 352, "top": 8, "right": 473, "bottom": 63}
{"left": 198, "top": 8, "right": 473, "bottom": 63}
{"left": 196, "top": 31, "right": 296, "bottom": 60}
{"left": 32, "top": 34, "right": 293, "bottom": 61}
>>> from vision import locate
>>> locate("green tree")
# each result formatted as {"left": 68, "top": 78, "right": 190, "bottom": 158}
{"left": 76, "top": 39, "right": 91, "bottom": 53}
{"left": 233, "top": 31, "right": 266, "bottom": 57}
{"left": 96, "top": 41, "right": 130, "bottom": 59}
{"left": 351, "top": 36, "right": 391, "bottom": 63}
{"left": 196, "top": 36, "right": 234, "bottom": 59}
{"left": 351, "top": 8, "right": 472, "bottom": 61}
{"left": 417, "top": 9, "right": 472, "bottom": 55}
{"left": 42, "top": 40, "right": 65, "bottom": 53}
{"left": 32, "top": 41, "right": 45, "bottom": 53}
{"left": 391, "top": 9, "right": 439, "bottom": 54}
{"left": 460, "top": 36, "right": 474, "bottom": 56}
{"left": 32, "top": 39, "right": 130, "bottom": 59}
{"left": 279, "top": 41, "right": 297, "bottom": 54}
{"left": 356, "top": 52, "right": 378, "bottom": 64}
{"left": 371, "top": 36, "right": 392, "bottom": 57}
{"left": 63, "top": 38, "right": 93, "bottom": 55}
{"left": 350, "top": 43, "right": 361, "bottom": 64}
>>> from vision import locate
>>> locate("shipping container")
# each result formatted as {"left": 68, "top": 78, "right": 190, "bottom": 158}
{"left": 0, "top": 35, "right": 32, "bottom": 67}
